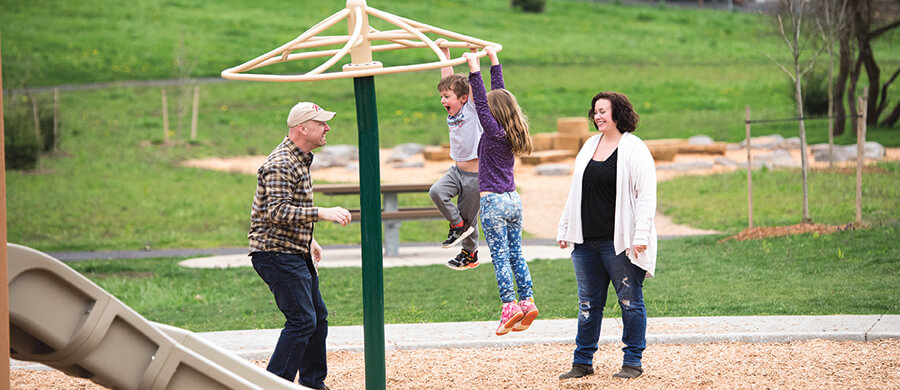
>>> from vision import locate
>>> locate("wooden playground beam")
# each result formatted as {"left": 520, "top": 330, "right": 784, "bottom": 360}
{"left": 1, "top": 33, "right": 11, "bottom": 389}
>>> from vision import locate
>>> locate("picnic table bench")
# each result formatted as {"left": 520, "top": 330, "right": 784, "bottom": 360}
{"left": 314, "top": 183, "right": 443, "bottom": 256}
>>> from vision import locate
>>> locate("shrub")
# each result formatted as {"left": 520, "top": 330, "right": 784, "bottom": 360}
{"left": 3, "top": 105, "right": 41, "bottom": 170}
{"left": 789, "top": 69, "right": 830, "bottom": 116}
{"left": 511, "top": 0, "right": 546, "bottom": 13}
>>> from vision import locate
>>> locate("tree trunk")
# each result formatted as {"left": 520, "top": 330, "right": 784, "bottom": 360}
{"left": 849, "top": 55, "right": 862, "bottom": 135}
{"left": 881, "top": 99, "right": 900, "bottom": 127}
{"left": 833, "top": 33, "right": 852, "bottom": 136}
{"left": 794, "top": 62, "right": 811, "bottom": 223}
{"left": 857, "top": 32, "right": 880, "bottom": 125}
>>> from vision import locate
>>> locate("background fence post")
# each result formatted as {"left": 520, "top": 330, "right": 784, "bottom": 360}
{"left": 30, "top": 93, "right": 40, "bottom": 144}
{"left": 856, "top": 88, "right": 868, "bottom": 225}
{"left": 53, "top": 88, "right": 59, "bottom": 153}
{"left": 191, "top": 85, "right": 199, "bottom": 140}
{"left": 161, "top": 89, "right": 169, "bottom": 143}
{"left": 746, "top": 105, "right": 753, "bottom": 229}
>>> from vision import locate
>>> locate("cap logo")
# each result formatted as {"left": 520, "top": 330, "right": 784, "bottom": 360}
{"left": 312, "top": 104, "right": 320, "bottom": 112}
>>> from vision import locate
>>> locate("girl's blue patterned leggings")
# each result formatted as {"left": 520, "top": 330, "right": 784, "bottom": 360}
{"left": 479, "top": 191, "right": 534, "bottom": 303}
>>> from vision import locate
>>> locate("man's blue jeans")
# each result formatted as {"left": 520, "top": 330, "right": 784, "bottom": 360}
{"left": 571, "top": 240, "right": 646, "bottom": 367}
{"left": 251, "top": 251, "right": 328, "bottom": 388}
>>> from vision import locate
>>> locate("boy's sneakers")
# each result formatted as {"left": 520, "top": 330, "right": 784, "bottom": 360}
{"left": 495, "top": 301, "right": 524, "bottom": 336}
{"left": 512, "top": 297, "right": 539, "bottom": 332}
{"left": 445, "top": 249, "right": 479, "bottom": 270}
{"left": 441, "top": 222, "right": 475, "bottom": 248}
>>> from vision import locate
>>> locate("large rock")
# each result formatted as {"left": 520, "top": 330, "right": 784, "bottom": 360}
{"left": 319, "top": 144, "right": 358, "bottom": 166}
{"left": 535, "top": 163, "right": 572, "bottom": 176}
{"left": 688, "top": 134, "right": 715, "bottom": 145}
{"left": 310, "top": 144, "right": 358, "bottom": 170}
{"left": 656, "top": 160, "right": 715, "bottom": 172}
{"left": 736, "top": 134, "right": 786, "bottom": 150}
{"left": 757, "top": 149, "right": 799, "bottom": 168}
{"left": 811, "top": 142, "right": 886, "bottom": 162}
{"left": 386, "top": 143, "right": 426, "bottom": 163}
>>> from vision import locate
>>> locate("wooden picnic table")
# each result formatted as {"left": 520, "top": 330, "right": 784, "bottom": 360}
{"left": 314, "top": 183, "right": 443, "bottom": 256}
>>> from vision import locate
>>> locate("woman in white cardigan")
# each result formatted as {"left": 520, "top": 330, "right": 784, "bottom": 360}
{"left": 557, "top": 91, "right": 657, "bottom": 381}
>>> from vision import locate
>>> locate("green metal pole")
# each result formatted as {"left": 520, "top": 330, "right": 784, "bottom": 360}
{"left": 353, "top": 75, "right": 386, "bottom": 390}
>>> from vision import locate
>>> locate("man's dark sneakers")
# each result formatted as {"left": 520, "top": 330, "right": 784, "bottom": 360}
{"left": 445, "top": 249, "right": 479, "bottom": 270}
{"left": 612, "top": 365, "right": 643, "bottom": 379}
{"left": 559, "top": 363, "right": 594, "bottom": 379}
{"left": 441, "top": 223, "right": 475, "bottom": 248}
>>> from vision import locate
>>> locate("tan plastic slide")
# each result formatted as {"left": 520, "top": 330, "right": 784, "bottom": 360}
{"left": 8, "top": 243, "right": 311, "bottom": 390}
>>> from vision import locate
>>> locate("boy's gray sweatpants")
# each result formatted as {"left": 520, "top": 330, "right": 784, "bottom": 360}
{"left": 429, "top": 165, "right": 480, "bottom": 253}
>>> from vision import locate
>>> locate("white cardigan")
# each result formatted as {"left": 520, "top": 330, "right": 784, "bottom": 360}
{"left": 556, "top": 132, "right": 658, "bottom": 278}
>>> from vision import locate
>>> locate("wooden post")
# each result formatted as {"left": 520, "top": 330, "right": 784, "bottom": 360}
{"left": 30, "top": 93, "right": 40, "bottom": 146}
{"left": 190, "top": 85, "right": 199, "bottom": 140}
{"left": 53, "top": 88, "right": 59, "bottom": 153}
{"left": 161, "top": 88, "right": 169, "bottom": 143}
{"left": 855, "top": 89, "right": 868, "bottom": 225}
{"left": 1, "top": 34, "right": 12, "bottom": 389}
{"left": 746, "top": 106, "right": 753, "bottom": 228}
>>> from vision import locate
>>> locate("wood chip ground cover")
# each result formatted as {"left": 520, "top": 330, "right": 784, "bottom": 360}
{"left": 13, "top": 339, "right": 900, "bottom": 389}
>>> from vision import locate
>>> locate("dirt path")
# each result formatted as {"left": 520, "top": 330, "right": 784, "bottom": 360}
{"left": 183, "top": 146, "right": 900, "bottom": 239}
{"left": 182, "top": 150, "right": 738, "bottom": 239}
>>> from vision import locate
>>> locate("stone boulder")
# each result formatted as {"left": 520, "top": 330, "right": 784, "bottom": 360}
{"left": 535, "top": 163, "right": 572, "bottom": 176}
{"left": 811, "top": 142, "right": 885, "bottom": 162}
{"left": 386, "top": 143, "right": 426, "bottom": 163}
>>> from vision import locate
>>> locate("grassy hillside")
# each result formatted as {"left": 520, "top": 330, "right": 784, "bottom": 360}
{"left": 4, "top": 0, "right": 899, "bottom": 251}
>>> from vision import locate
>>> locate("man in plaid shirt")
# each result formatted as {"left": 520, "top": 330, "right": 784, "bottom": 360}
{"left": 249, "top": 102, "right": 352, "bottom": 390}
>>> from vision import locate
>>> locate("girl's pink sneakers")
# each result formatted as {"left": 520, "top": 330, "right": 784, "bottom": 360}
{"left": 513, "top": 297, "right": 539, "bottom": 332}
{"left": 495, "top": 301, "right": 525, "bottom": 336}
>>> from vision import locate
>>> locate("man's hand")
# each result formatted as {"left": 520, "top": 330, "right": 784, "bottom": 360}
{"left": 311, "top": 238, "right": 323, "bottom": 273}
{"left": 463, "top": 52, "right": 480, "bottom": 73}
{"left": 558, "top": 240, "right": 569, "bottom": 249}
{"left": 318, "top": 206, "right": 352, "bottom": 226}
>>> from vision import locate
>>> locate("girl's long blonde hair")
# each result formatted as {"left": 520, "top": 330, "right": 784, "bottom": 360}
{"left": 487, "top": 89, "right": 533, "bottom": 157}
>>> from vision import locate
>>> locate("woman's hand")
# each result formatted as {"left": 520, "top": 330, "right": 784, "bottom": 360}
{"left": 463, "top": 52, "right": 480, "bottom": 73}
{"left": 558, "top": 240, "right": 569, "bottom": 249}
{"left": 633, "top": 244, "right": 647, "bottom": 256}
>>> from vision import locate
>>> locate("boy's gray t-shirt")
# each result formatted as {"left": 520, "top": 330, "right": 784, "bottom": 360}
{"left": 446, "top": 99, "right": 482, "bottom": 161}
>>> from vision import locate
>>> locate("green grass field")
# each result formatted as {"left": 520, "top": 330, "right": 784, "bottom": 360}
{"left": 68, "top": 220, "right": 900, "bottom": 332}
{"left": 5, "top": 0, "right": 899, "bottom": 252}
{"left": 4, "top": 0, "right": 899, "bottom": 330}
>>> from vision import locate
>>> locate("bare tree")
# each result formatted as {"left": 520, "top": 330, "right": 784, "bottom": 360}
{"left": 767, "top": 0, "right": 824, "bottom": 224}
{"left": 815, "top": 0, "right": 851, "bottom": 167}
{"left": 831, "top": 0, "right": 900, "bottom": 133}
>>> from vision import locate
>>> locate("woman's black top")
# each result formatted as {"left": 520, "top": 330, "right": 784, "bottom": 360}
{"left": 581, "top": 149, "right": 617, "bottom": 241}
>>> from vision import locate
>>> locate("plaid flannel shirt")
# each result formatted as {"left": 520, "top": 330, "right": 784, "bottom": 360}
{"left": 248, "top": 137, "right": 319, "bottom": 256}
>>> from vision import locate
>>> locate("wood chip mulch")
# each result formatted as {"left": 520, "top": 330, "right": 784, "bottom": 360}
{"left": 13, "top": 339, "right": 900, "bottom": 389}
{"left": 719, "top": 222, "right": 857, "bottom": 243}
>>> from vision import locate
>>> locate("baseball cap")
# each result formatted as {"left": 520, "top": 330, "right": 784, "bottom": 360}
{"left": 287, "top": 102, "right": 336, "bottom": 128}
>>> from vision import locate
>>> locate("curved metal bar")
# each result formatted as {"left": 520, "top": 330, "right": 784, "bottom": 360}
{"left": 222, "top": 51, "right": 489, "bottom": 82}
{"left": 221, "top": 8, "right": 349, "bottom": 78}
{"left": 307, "top": 6, "right": 364, "bottom": 75}
{"left": 221, "top": 4, "right": 503, "bottom": 82}
{"left": 366, "top": 7, "right": 446, "bottom": 61}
